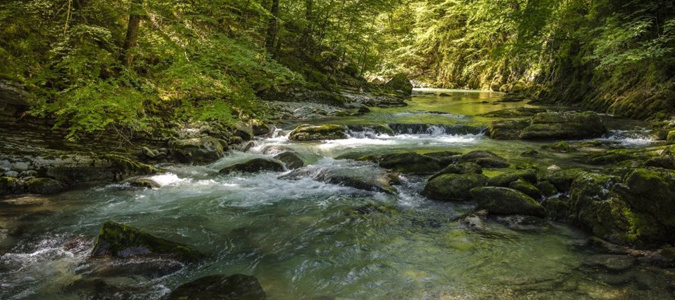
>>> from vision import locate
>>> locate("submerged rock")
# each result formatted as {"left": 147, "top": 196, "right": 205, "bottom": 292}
{"left": 167, "top": 274, "right": 266, "bottom": 300}
{"left": 219, "top": 158, "right": 285, "bottom": 174}
{"left": 584, "top": 254, "right": 635, "bottom": 272}
{"left": 421, "top": 173, "right": 486, "bottom": 201}
{"left": 90, "top": 221, "right": 203, "bottom": 262}
{"left": 458, "top": 150, "right": 509, "bottom": 168}
{"left": 470, "top": 187, "right": 547, "bottom": 218}
{"left": 289, "top": 124, "right": 347, "bottom": 141}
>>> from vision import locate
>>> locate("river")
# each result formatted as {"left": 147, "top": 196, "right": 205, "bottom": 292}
{"left": 1, "top": 90, "right": 670, "bottom": 299}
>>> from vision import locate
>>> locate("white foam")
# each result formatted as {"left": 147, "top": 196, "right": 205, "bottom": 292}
{"left": 148, "top": 173, "right": 189, "bottom": 187}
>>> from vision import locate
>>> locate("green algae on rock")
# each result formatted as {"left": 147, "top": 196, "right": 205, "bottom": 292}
{"left": 289, "top": 124, "right": 347, "bottom": 141}
{"left": 378, "top": 152, "right": 442, "bottom": 175}
{"left": 91, "top": 221, "right": 203, "bottom": 262}
{"left": 470, "top": 187, "right": 547, "bottom": 218}
{"left": 486, "top": 169, "right": 537, "bottom": 187}
{"left": 509, "top": 179, "right": 542, "bottom": 199}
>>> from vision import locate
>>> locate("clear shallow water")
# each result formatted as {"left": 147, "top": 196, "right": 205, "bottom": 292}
{"left": 0, "top": 91, "right": 670, "bottom": 299}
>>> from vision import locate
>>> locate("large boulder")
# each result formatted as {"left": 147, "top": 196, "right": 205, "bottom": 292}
{"left": 470, "top": 187, "right": 547, "bottom": 218}
{"left": 543, "top": 168, "right": 585, "bottom": 193}
{"left": 289, "top": 124, "right": 347, "bottom": 141}
{"left": 458, "top": 150, "right": 509, "bottom": 168}
{"left": 520, "top": 111, "right": 606, "bottom": 140}
{"left": 219, "top": 158, "right": 285, "bottom": 174}
{"left": 421, "top": 173, "right": 486, "bottom": 201}
{"left": 90, "top": 221, "right": 203, "bottom": 262}
{"left": 169, "top": 136, "right": 224, "bottom": 163}
{"left": 378, "top": 152, "right": 442, "bottom": 175}
{"left": 385, "top": 73, "right": 413, "bottom": 96}
{"left": 281, "top": 167, "right": 397, "bottom": 194}
{"left": 167, "top": 274, "right": 266, "bottom": 300}
{"left": 487, "top": 111, "right": 607, "bottom": 140}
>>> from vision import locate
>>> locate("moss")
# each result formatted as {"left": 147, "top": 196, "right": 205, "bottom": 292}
{"left": 543, "top": 199, "right": 569, "bottom": 221}
{"left": 520, "top": 148, "right": 540, "bottom": 157}
{"left": 488, "top": 119, "right": 530, "bottom": 140}
{"left": 289, "top": 124, "right": 347, "bottom": 141}
{"left": 667, "top": 131, "right": 675, "bottom": 144}
{"left": 470, "top": 187, "right": 547, "bottom": 218}
{"left": 91, "top": 221, "right": 204, "bottom": 262}
{"left": 421, "top": 173, "right": 487, "bottom": 201}
{"left": 520, "top": 111, "right": 607, "bottom": 140}
{"left": 429, "top": 162, "right": 482, "bottom": 181}
{"left": 384, "top": 73, "right": 413, "bottom": 95}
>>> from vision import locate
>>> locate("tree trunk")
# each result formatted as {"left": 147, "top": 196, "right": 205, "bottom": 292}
{"left": 265, "top": 0, "right": 280, "bottom": 55}
{"left": 121, "top": 0, "right": 143, "bottom": 68}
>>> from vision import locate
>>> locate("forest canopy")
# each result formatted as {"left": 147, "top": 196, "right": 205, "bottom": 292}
{"left": 0, "top": 0, "right": 673, "bottom": 138}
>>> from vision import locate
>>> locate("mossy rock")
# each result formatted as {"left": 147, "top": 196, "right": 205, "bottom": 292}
{"left": 470, "top": 187, "right": 547, "bottom": 218}
{"left": 384, "top": 73, "right": 413, "bottom": 95}
{"left": 129, "top": 178, "right": 161, "bottom": 189}
{"left": 536, "top": 180, "right": 559, "bottom": 197}
{"left": 587, "top": 149, "right": 646, "bottom": 166}
{"left": 26, "top": 178, "right": 65, "bottom": 194}
{"left": 486, "top": 169, "right": 538, "bottom": 187}
{"left": 509, "top": 179, "right": 541, "bottom": 199}
{"left": 543, "top": 199, "right": 569, "bottom": 221}
{"left": 423, "top": 151, "right": 462, "bottom": 165}
{"left": 543, "top": 168, "right": 586, "bottom": 193}
{"left": 169, "top": 137, "right": 225, "bottom": 163}
{"left": 542, "top": 141, "right": 575, "bottom": 153}
{"left": 289, "top": 124, "right": 347, "bottom": 141}
{"left": 273, "top": 151, "right": 304, "bottom": 170}
{"left": 620, "top": 168, "right": 675, "bottom": 229}
{"left": 520, "top": 148, "right": 540, "bottom": 157}
{"left": 458, "top": 150, "right": 509, "bottom": 168}
{"left": 219, "top": 158, "right": 285, "bottom": 174}
{"left": 0, "top": 176, "right": 23, "bottom": 195}
{"left": 91, "top": 221, "right": 204, "bottom": 262}
{"left": 103, "top": 154, "right": 159, "bottom": 180}
{"left": 667, "top": 131, "right": 675, "bottom": 144}
{"left": 481, "top": 107, "right": 547, "bottom": 118}
{"left": 488, "top": 119, "right": 530, "bottom": 140}
{"left": 520, "top": 111, "right": 607, "bottom": 140}
{"left": 429, "top": 162, "right": 482, "bottom": 181}
{"left": 568, "top": 172, "right": 670, "bottom": 248}
{"left": 234, "top": 123, "right": 254, "bottom": 141}
{"left": 166, "top": 274, "right": 266, "bottom": 300}
{"left": 378, "top": 152, "right": 442, "bottom": 175}
{"left": 421, "top": 173, "right": 486, "bottom": 201}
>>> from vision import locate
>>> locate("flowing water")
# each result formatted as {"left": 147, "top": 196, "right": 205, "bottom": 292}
{"left": 1, "top": 91, "right": 671, "bottom": 299}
